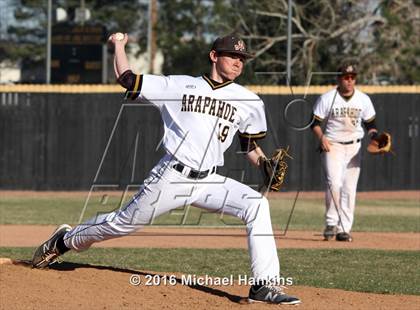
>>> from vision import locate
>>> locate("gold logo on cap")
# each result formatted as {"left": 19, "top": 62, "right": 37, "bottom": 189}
{"left": 234, "top": 40, "right": 245, "bottom": 51}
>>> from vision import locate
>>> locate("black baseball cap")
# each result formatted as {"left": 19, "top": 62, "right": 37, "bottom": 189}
{"left": 337, "top": 63, "right": 358, "bottom": 75}
{"left": 211, "top": 34, "right": 254, "bottom": 59}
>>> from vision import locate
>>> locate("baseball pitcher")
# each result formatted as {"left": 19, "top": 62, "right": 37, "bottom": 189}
{"left": 32, "top": 33, "right": 300, "bottom": 305}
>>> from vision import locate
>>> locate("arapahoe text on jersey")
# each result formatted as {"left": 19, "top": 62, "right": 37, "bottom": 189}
{"left": 331, "top": 107, "right": 362, "bottom": 118}
{"left": 181, "top": 94, "right": 237, "bottom": 124}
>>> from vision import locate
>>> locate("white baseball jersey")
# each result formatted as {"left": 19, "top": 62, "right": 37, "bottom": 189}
{"left": 65, "top": 74, "right": 281, "bottom": 281}
{"left": 128, "top": 74, "right": 267, "bottom": 170}
{"left": 313, "top": 88, "right": 376, "bottom": 142}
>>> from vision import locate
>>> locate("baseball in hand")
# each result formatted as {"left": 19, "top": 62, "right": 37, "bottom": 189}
{"left": 115, "top": 32, "right": 124, "bottom": 41}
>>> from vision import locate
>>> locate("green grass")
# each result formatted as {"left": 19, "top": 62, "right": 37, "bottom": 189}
{"left": 0, "top": 194, "right": 418, "bottom": 232}
{"left": 0, "top": 197, "right": 85, "bottom": 224}
{"left": 0, "top": 195, "right": 126, "bottom": 225}
{"left": 1, "top": 247, "right": 419, "bottom": 295}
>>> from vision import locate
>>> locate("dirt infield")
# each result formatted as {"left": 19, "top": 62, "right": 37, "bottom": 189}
{"left": 1, "top": 261, "right": 419, "bottom": 310}
{"left": 1, "top": 225, "right": 419, "bottom": 309}
{"left": 0, "top": 225, "right": 419, "bottom": 251}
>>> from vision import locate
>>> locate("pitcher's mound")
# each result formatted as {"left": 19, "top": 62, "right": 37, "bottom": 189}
{"left": 1, "top": 262, "right": 419, "bottom": 309}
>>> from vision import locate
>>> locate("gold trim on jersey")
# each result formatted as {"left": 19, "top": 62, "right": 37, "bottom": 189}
{"left": 365, "top": 116, "right": 376, "bottom": 123}
{"left": 238, "top": 131, "right": 267, "bottom": 139}
{"left": 202, "top": 75, "right": 233, "bottom": 90}
{"left": 125, "top": 74, "right": 143, "bottom": 100}
{"left": 314, "top": 115, "right": 324, "bottom": 122}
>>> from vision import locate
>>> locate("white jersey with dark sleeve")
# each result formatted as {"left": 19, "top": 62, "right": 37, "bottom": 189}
{"left": 126, "top": 74, "right": 267, "bottom": 170}
{"left": 313, "top": 88, "right": 376, "bottom": 142}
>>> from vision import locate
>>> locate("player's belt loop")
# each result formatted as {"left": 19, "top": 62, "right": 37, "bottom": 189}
{"left": 338, "top": 138, "right": 361, "bottom": 145}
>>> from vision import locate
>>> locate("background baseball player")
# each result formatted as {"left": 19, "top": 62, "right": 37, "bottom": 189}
{"left": 32, "top": 33, "right": 300, "bottom": 305}
{"left": 311, "top": 63, "right": 379, "bottom": 242}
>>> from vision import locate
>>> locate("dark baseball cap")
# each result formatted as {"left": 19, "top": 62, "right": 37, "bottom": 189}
{"left": 337, "top": 63, "right": 358, "bottom": 75}
{"left": 211, "top": 34, "right": 254, "bottom": 59}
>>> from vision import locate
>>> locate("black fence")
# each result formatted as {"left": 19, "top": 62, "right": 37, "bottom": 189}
{"left": 1, "top": 91, "right": 419, "bottom": 190}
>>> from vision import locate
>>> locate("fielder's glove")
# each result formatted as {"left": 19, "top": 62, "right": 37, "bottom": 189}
{"left": 258, "top": 146, "right": 293, "bottom": 191}
{"left": 367, "top": 132, "right": 392, "bottom": 154}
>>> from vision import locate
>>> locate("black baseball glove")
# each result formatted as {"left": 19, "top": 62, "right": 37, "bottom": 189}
{"left": 258, "top": 146, "right": 293, "bottom": 191}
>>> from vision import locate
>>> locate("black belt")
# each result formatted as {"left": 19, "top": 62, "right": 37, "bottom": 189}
{"left": 338, "top": 138, "right": 361, "bottom": 145}
{"left": 173, "top": 163, "right": 216, "bottom": 179}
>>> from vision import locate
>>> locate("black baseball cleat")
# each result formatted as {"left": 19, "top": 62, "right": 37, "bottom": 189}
{"left": 323, "top": 225, "right": 337, "bottom": 241}
{"left": 32, "top": 224, "right": 72, "bottom": 269}
{"left": 336, "top": 232, "right": 353, "bottom": 242}
{"left": 248, "top": 285, "right": 301, "bottom": 305}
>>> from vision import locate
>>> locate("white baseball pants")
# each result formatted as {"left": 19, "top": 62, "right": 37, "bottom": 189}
{"left": 64, "top": 154, "right": 280, "bottom": 282}
{"left": 322, "top": 142, "right": 361, "bottom": 233}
